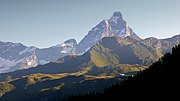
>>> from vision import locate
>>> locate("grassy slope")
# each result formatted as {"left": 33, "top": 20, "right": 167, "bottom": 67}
{"left": 0, "top": 64, "right": 146, "bottom": 101}
{"left": 0, "top": 82, "right": 14, "bottom": 97}
{"left": 66, "top": 44, "right": 180, "bottom": 101}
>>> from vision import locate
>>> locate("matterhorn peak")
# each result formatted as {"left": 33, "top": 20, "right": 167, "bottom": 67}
{"left": 109, "top": 11, "right": 124, "bottom": 23}
{"left": 78, "top": 11, "right": 140, "bottom": 54}
{"left": 112, "top": 11, "right": 122, "bottom": 17}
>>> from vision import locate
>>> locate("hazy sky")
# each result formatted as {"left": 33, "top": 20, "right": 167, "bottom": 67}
{"left": 0, "top": 0, "right": 180, "bottom": 48}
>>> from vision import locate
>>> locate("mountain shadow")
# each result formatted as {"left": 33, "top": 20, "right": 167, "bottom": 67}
{"left": 66, "top": 44, "right": 180, "bottom": 101}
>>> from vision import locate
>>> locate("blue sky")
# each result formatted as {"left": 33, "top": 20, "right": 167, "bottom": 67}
{"left": 0, "top": 0, "right": 180, "bottom": 48}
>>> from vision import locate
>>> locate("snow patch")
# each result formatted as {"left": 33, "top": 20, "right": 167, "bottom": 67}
{"left": 61, "top": 51, "right": 67, "bottom": 54}
{"left": 56, "top": 42, "right": 75, "bottom": 48}
{"left": 24, "top": 55, "right": 38, "bottom": 67}
{"left": 27, "top": 61, "right": 32, "bottom": 66}
{"left": 19, "top": 47, "right": 36, "bottom": 55}
{"left": 39, "top": 60, "right": 50, "bottom": 65}
{"left": 61, "top": 43, "right": 66, "bottom": 47}
{"left": 19, "top": 48, "right": 29, "bottom": 55}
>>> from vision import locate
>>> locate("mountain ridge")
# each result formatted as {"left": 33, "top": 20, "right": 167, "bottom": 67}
{"left": 0, "top": 11, "right": 180, "bottom": 101}
{"left": 0, "top": 34, "right": 179, "bottom": 82}
{"left": 0, "top": 11, "right": 180, "bottom": 74}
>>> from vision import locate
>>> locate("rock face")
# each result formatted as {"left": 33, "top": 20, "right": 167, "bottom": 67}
{"left": 77, "top": 12, "right": 140, "bottom": 54}
{"left": 0, "top": 39, "right": 77, "bottom": 73}
{"left": 0, "top": 42, "right": 38, "bottom": 73}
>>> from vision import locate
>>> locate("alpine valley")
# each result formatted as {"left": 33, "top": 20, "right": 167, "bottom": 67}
{"left": 0, "top": 12, "right": 179, "bottom": 101}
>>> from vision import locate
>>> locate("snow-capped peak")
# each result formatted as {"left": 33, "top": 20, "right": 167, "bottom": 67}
{"left": 109, "top": 11, "right": 123, "bottom": 23}
{"left": 78, "top": 11, "right": 140, "bottom": 54}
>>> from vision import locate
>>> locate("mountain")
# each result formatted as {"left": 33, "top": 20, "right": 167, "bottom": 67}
{"left": 0, "top": 36, "right": 178, "bottom": 101}
{"left": 77, "top": 12, "right": 140, "bottom": 54}
{"left": 0, "top": 11, "right": 179, "bottom": 101}
{"left": 55, "top": 39, "right": 77, "bottom": 54}
{"left": 81, "top": 35, "right": 180, "bottom": 67}
{"left": 0, "top": 36, "right": 151, "bottom": 101}
{"left": 143, "top": 34, "right": 180, "bottom": 56}
{"left": 66, "top": 44, "right": 180, "bottom": 101}
{"left": 0, "top": 11, "right": 179, "bottom": 74}
{"left": 35, "top": 38, "right": 77, "bottom": 64}
{"left": 0, "top": 34, "right": 179, "bottom": 100}
{"left": 0, "top": 39, "right": 77, "bottom": 73}
{"left": 0, "top": 35, "right": 170, "bottom": 81}
{"left": 77, "top": 11, "right": 180, "bottom": 57}
{"left": 0, "top": 35, "right": 158, "bottom": 82}
{"left": 89, "top": 36, "right": 159, "bottom": 66}
{"left": 0, "top": 42, "right": 38, "bottom": 73}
